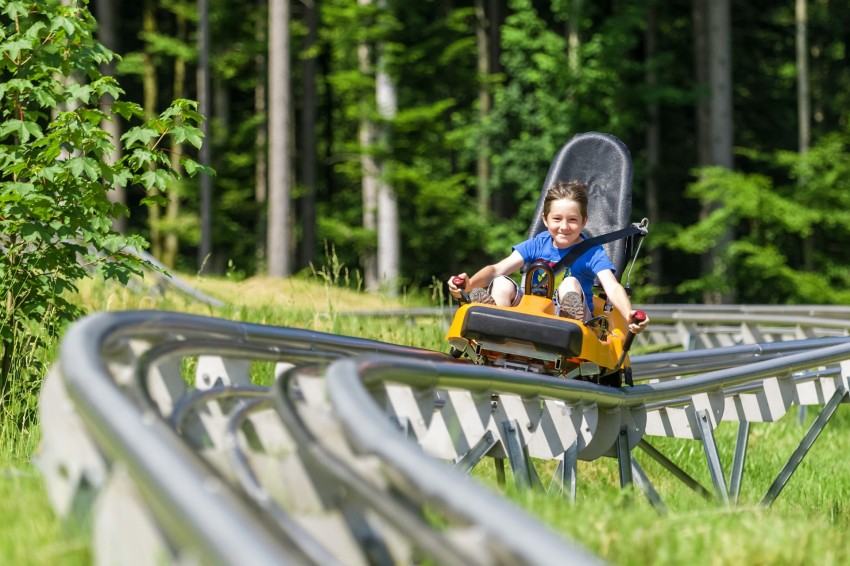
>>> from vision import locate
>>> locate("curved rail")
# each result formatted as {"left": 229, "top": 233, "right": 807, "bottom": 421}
{"left": 37, "top": 309, "right": 850, "bottom": 564}
{"left": 38, "top": 311, "right": 601, "bottom": 565}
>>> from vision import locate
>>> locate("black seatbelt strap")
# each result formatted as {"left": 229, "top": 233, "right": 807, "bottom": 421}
{"left": 548, "top": 223, "right": 646, "bottom": 276}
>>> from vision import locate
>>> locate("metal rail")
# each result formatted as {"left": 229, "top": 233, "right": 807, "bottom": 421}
{"left": 39, "top": 311, "right": 601, "bottom": 565}
{"left": 339, "top": 303, "right": 850, "bottom": 350}
{"left": 37, "top": 309, "right": 850, "bottom": 564}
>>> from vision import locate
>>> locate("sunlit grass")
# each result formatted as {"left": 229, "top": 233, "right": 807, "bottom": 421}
{"left": 466, "top": 407, "right": 850, "bottom": 565}
{"left": 1, "top": 406, "right": 89, "bottom": 565}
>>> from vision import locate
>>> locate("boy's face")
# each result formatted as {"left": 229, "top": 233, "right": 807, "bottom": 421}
{"left": 542, "top": 198, "right": 587, "bottom": 249}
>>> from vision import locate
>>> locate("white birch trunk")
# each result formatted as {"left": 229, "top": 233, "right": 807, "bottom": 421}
{"left": 376, "top": 45, "right": 399, "bottom": 295}
{"left": 358, "top": 0, "right": 379, "bottom": 291}
{"left": 267, "top": 0, "right": 292, "bottom": 277}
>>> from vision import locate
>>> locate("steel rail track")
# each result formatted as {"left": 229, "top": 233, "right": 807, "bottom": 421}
{"left": 37, "top": 308, "right": 850, "bottom": 564}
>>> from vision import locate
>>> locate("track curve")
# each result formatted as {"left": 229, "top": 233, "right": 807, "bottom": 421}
{"left": 37, "top": 309, "right": 850, "bottom": 565}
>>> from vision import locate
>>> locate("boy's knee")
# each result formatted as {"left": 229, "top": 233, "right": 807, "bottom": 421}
{"left": 558, "top": 277, "right": 581, "bottom": 295}
{"left": 491, "top": 276, "right": 511, "bottom": 292}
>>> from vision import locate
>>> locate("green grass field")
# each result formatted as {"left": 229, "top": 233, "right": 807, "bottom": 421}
{"left": 2, "top": 273, "right": 849, "bottom": 565}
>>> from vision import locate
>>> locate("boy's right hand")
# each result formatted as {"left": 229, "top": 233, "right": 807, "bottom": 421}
{"left": 448, "top": 274, "right": 468, "bottom": 299}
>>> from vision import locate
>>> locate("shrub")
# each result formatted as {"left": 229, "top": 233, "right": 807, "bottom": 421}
{"left": 0, "top": 0, "right": 209, "bottom": 417}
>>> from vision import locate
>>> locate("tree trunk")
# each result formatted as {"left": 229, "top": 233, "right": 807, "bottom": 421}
{"left": 359, "top": 0, "right": 379, "bottom": 291}
{"left": 705, "top": 0, "right": 734, "bottom": 304}
{"left": 197, "top": 0, "right": 214, "bottom": 272}
{"left": 143, "top": 0, "right": 161, "bottom": 259}
{"left": 692, "top": 0, "right": 711, "bottom": 168}
{"left": 95, "top": 0, "right": 126, "bottom": 234}
{"left": 163, "top": 3, "right": 187, "bottom": 269}
{"left": 267, "top": 0, "right": 292, "bottom": 277}
{"left": 475, "top": 0, "right": 491, "bottom": 215}
{"left": 567, "top": 0, "right": 583, "bottom": 74}
{"left": 645, "top": 3, "right": 662, "bottom": 292}
{"left": 487, "top": 0, "right": 502, "bottom": 75}
{"left": 376, "top": 0, "right": 399, "bottom": 296}
{"left": 299, "top": 0, "right": 318, "bottom": 270}
{"left": 255, "top": 0, "right": 268, "bottom": 273}
{"left": 797, "top": 0, "right": 813, "bottom": 270}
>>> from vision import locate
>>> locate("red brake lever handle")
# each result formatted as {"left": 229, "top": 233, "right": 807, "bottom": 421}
{"left": 623, "top": 310, "right": 646, "bottom": 351}
{"left": 451, "top": 276, "right": 471, "bottom": 304}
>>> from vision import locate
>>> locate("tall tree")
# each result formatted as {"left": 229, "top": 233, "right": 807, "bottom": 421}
{"left": 692, "top": 0, "right": 711, "bottom": 168}
{"left": 142, "top": 0, "right": 162, "bottom": 259}
{"left": 197, "top": 0, "right": 213, "bottom": 271}
{"left": 699, "top": 0, "right": 734, "bottom": 304}
{"left": 359, "top": 0, "right": 379, "bottom": 291}
{"left": 95, "top": 0, "right": 126, "bottom": 234}
{"left": 645, "top": 1, "right": 662, "bottom": 290}
{"left": 255, "top": 0, "right": 269, "bottom": 272}
{"left": 161, "top": 2, "right": 192, "bottom": 268}
{"left": 299, "top": 0, "right": 319, "bottom": 270}
{"left": 709, "top": 0, "right": 733, "bottom": 303}
{"left": 375, "top": 0, "right": 399, "bottom": 295}
{"left": 0, "top": 0, "right": 209, "bottom": 400}
{"left": 796, "top": 0, "right": 813, "bottom": 270}
{"left": 267, "top": 0, "right": 292, "bottom": 277}
{"left": 475, "top": 0, "right": 491, "bottom": 214}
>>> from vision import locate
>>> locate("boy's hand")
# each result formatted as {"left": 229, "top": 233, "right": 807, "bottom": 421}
{"left": 447, "top": 274, "right": 468, "bottom": 299}
{"left": 628, "top": 310, "right": 649, "bottom": 334}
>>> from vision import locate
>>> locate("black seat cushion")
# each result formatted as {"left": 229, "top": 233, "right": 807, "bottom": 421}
{"left": 460, "top": 306, "right": 583, "bottom": 357}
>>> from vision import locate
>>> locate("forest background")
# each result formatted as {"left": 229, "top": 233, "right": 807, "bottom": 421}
{"left": 4, "top": 0, "right": 850, "bottom": 339}
{"left": 79, "top": 0, "right": 850, "bottom": 306}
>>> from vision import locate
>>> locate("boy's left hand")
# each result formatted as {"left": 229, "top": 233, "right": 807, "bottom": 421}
{"left": 628, "top": 310, "right": 649, "bottom": 334}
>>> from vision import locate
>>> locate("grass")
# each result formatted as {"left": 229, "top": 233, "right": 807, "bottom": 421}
{"left": 467, "top": 409, "right": 850, "bottom": 565}
{"left": 3, "top": 270, "right": 850, "bottom": 565}
{"left": 0, "top": 419, "right": 89, "bottom": 565}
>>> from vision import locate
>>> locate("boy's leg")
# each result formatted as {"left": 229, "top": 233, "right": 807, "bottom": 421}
{"left": 489, "top": 276, "right": 522, "bottom": 307}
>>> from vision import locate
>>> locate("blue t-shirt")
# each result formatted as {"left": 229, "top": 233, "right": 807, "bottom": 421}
{"left": 514, "top": 232, "right": 615, "bottom": 312}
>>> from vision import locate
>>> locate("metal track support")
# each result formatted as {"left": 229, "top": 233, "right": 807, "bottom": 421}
{"left": 502, "top": 419, "right": 531, "bottom": 491}
{"left": 548, "top": 442, "right": 578, "bottom": 502}
{"left": 729, "top": 421, "right": 750, "bottom": 504}
{"left": 616, "top": 427, "right": 633, "bottom": 488}
{"left": 494, "top": 458, "right": 506, "bottom": 486}
{"left": 630, "top": 457, "right": 667, "bottom": 515}
{"left": 760, "top": 389, "right": 848, "bottom": 508}
{"left": 637, "top": 439, "right": 712, "bottom": 499}
{"left": 454, "top": 431, "right": 498, "bottom": 476}
{"left": 696, "top": 409, "right": 729, "bottom": 506}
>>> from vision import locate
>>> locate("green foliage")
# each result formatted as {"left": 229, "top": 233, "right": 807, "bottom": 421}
{"left": 670, "top": 129, "right": 850, "bottom": 303}
{"left": 316, "top": 0, "right": 494, "bottom": 284}
{"left": 70, "top": 1, "right": 850, "bottom": 305}
{"left": 487, "top": 0, "right": 573, "bottom": 222}
{"left": 0, "top": 0, "right": 209, "bottom": 412}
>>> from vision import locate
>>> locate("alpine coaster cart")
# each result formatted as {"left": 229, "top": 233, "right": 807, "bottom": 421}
{"left": 447, "top": 132, "right": 648, "bottom": 387}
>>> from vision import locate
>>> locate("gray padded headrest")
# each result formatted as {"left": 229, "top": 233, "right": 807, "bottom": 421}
{"left": 527, "top": 132, "right": 633, "bottom": 278}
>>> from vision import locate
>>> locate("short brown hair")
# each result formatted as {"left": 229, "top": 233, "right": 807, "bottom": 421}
{"left": 543, "top": 180, "right": 588, "bottom": 219}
